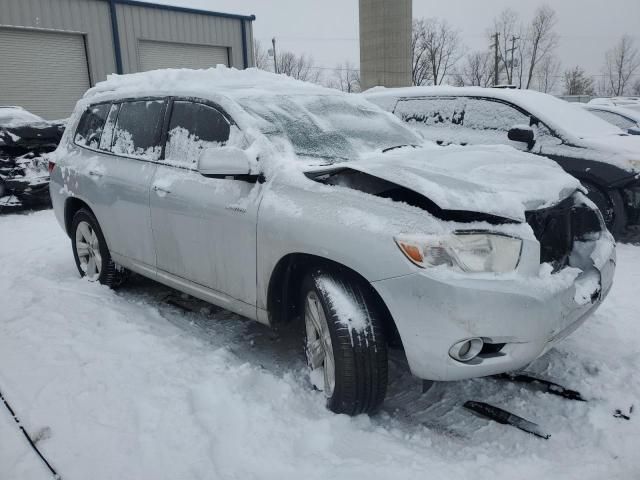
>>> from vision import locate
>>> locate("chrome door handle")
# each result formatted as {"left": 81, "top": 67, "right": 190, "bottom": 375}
{"left": 88, "top": 170, "right": 103, "bottom": 177}
{"left": 153, "top": 185, "right": 171, "bottom": 194}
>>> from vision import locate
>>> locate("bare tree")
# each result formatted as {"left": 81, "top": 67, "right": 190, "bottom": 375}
{"left": 604, "top": 35, "right": 640, "bottom": 96}
{"left": 523, "top": 5, "right": 559, "bottom": 89}
{"left": 253, "top": 40, "right": 271, "bottom": 70}
{"left": 633, "top": 79, "right": 640, "bottom": 96}
{"left": 535, "top": 55, "right": 561, "bottom": 93}
{"left": 493, "top": 8, "right": 520, "bottom": 85}
{"left": 492, "top": 6, "right": 558, "bottom": 89}
{"left": 563, "top": 66, "right": 595, "bottom": 95}
{"left": 421, "top": 18, "right": 464, "bottom": 85}
{"left": 455, "top": 51, "right": 495, "bottom": 87}
{"left": 411, "top": 19, "right": 431, "bottom": 86}
{"left": 329, "top": 61, "right": 360, "bottom": 93}
{"left": 276, "top": 51, "right": 322, "bottom": 83}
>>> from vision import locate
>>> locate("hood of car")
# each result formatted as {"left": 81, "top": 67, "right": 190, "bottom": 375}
{"left": 332, "top": 145, "right": 581, "bottom": 222}
{"left": 577, "top": 133, "right": 640, "bottom": 158}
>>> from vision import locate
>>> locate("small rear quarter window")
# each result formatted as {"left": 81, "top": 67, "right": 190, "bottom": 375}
{"left": 74, "top": 104, "right": 111, "bottom": 149}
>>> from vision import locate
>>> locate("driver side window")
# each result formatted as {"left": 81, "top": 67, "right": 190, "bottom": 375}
{"left": 165, "top": 101, "right": 231, "bottom": 167}
{"left": 463, "top": 98, "right": 530, "bottom": 131}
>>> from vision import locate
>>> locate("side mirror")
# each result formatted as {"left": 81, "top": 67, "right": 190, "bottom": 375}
{"left": 508, "top": 125, "right": 535, "bottom": 148}
{"left": 197, "top": 147, "right": 251, "bottom": 177}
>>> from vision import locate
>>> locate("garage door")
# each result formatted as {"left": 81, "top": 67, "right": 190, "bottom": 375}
{"left": 0, "top": 28, "right": 90, "bottom": 120}
{"left": 138, "top": 40, "right": 229, "bottom": 71}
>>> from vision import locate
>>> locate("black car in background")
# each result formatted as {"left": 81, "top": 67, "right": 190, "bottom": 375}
{"left": 365, "top": 87, "right": 640, "bottom": 239}
{"left": 0, "top": 107, "right": 65, "bottom": 208}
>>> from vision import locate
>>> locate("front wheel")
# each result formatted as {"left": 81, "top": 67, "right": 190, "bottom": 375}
{"left": 301, "top": 269, "right": 388, "bottom": 415}
{"left": 71, "top": 208, "right": 128, "bottom": 288}
{"left": 582, "top": 182, "right": 627, "bottom": 236}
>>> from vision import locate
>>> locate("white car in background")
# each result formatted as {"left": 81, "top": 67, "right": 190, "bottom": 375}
{"left": 582, "top": 103, "right": 640, "bottom": 135}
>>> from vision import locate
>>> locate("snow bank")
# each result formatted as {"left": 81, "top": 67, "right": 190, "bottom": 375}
{"left": 1, "top": 212, "right": 639, "bottom": 480}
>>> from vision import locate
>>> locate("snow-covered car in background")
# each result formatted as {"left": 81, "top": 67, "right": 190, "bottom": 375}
{"left": 49, "top": 67, "right": 615, "bottom": 415}
{"left": 364, "top": 87, "right": 640, "bottom": 238}
{"left": 581, "top": 103, "right": 640, "bottom": 135}
{"left": 0, "top": 106, "right": 65, "bottom": 208}
{"left": 588, "top": 97, "right": 640, "bottom": 112}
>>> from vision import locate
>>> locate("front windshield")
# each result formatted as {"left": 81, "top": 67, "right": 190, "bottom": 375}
{"left": 238, "top": 94, "right": 420, "bottom": 162}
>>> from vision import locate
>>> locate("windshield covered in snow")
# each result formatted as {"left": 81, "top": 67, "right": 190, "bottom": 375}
{"left": 238, "top": 94, "right": 420, "bottom": 161}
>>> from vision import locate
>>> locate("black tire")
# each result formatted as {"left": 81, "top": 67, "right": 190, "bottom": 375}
{"left": 301, "top": 269, "right": 388, "bottom": 416}
{"left": 582, "top": 181, "right": 627, "bottom": 236}
{"left": 71, "top": 208, "right": 128, "bottom": 288}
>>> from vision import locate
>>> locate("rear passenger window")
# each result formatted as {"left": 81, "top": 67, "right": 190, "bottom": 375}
{"left": 165, "top": 101, "right": 231, "bottom": 167}
{"left": 74, "top": 104, "right": 110, "bottom": 149}
{"left": 111, "top": 100, "right": 165, "bottom": 160}
{"left": 394, "top": 97, "right": 464, "bottom": 127}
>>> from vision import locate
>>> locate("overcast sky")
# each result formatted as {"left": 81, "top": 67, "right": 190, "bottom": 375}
{"left": 151, "top": 0, "right": 640, "bottom": 80}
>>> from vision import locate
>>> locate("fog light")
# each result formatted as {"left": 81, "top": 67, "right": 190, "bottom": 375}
{"left": 449, "top": 338, "right": 483, "bottom": 362}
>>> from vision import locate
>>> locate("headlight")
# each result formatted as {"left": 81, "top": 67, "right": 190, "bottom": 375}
{"left": 394, "top": 232, "right": 523, "bottom": 273}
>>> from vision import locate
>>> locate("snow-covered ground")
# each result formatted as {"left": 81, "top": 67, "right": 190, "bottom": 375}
{"left": 1, "top": 210, "right": 639, "bottom": 480}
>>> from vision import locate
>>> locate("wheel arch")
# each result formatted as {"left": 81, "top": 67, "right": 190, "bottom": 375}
{"left": 64, "top": 197, "right": 95, "bottom": 237}
{"left": 266, "top": 253, "right": 401, "bottom": 346}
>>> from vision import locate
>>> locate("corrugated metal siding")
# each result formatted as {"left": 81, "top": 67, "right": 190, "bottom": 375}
{"left": 0, "top": 28, "right": 90, "bottom": 119}
{"left": 138, "top": 40, "right": 229, "bottom": 70}
{"left": 0, "top": 0, "right": 116, "bottom": 84}
{"left": 115, "top": 3, "right": 251, "bottom": 73}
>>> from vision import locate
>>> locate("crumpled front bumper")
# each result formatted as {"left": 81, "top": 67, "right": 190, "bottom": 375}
{"left": 372, "top": 236, "right": 616, "bottom": 381}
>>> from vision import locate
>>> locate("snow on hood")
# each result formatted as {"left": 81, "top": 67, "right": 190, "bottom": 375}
{"left": 338, "top": 144, "right": 580, "bottom": 221}
{"left": 578, "top": 133, "right": 640, "bottom": 156}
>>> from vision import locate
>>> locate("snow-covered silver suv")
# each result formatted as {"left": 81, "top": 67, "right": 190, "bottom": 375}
{"left": 50, "top": 68, "right": 615, "bottom": 415}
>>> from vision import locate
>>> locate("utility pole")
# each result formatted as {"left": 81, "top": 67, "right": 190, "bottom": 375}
{"left": 491, "top": 32, "right": 500, "bottom": 86}
{"left": 507, "top": 35, "right": 519, "bottom": 84}
{"left": 271, "top": 37, "right": 278, "bottom": 74}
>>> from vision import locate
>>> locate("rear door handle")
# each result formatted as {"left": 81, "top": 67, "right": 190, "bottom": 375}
{"left": 88, "top": 170, "right": 103, "bottom": 177}
{"left": 153, "top": 185, "right": 171, "bottom": 194}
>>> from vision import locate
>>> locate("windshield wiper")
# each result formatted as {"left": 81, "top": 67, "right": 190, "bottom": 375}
{"left": 382, "top": 144, "right": 419, "bottom": 153}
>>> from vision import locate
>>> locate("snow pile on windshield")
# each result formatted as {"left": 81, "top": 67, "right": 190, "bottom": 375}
{"left": 365, "top": 86, "right": 623, "bottom": 140}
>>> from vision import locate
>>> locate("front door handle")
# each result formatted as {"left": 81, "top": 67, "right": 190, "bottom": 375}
{"left": 152, "top": 185, "right": 171, "bottom": 194}
{"left": 88, "top": 170, "right": 103, "bottom": 178}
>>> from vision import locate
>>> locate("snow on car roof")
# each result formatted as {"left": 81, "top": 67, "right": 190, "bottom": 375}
{"left": 585, "top": 104, "right": 640, "bottom": 122}
{"left": 0, "top": 107, "right": 44, "bottom": 126}
{"left": 364, "top": 86, "right": 623, "bottom": 140}
{"left": 84, "top": 65, "right": 336, "bottom": 102}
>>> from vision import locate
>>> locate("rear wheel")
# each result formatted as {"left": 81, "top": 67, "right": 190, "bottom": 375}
{"left": 301, "top": 269, "right": 388, "bottom": 415}
{"left": 71, "top": 209, "right": 128, "bottom": 288}
{"left": 582, "top": 182, "right": 626, "bottom": 236}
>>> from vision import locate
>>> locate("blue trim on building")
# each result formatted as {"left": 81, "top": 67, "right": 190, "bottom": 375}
{"left": 108, "top": 0, "right": 124, "bottom": 74}
{"left": 112, "top": 0, "right": 256, "bottom": 21}
{"left": 241, "top": 20, "right": 248, "bottom": 69}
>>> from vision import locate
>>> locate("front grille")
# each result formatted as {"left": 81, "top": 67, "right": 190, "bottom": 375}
{"left": 525, "top": 194, "right": 602, "bottom": 271}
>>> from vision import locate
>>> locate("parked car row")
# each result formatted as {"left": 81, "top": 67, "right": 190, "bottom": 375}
{"left": 364, "top": 87, "right": 640, "bottom": 238}
{"left": 49, "top": 67, "right": 616, "bottom": 415}
{"left": 0, "top": 106, "right": 65, "bottom": 207}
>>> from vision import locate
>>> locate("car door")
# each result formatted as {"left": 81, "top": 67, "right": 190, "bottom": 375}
{"left": 149, "top": 99, "right": 259, "bottom": 313}
{"left": 72, "top": 99, "right": 165, "bottom": 270}
{"left": 460, "top": 97, "right": 538, "bottom": 150}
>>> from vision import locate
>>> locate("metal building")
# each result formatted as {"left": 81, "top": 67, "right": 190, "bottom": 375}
{"left": 0, "top": 0, "right": 255, "bottom": 119}
{"left": 359, "top": 0, "right": 412, "bottom": 91}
